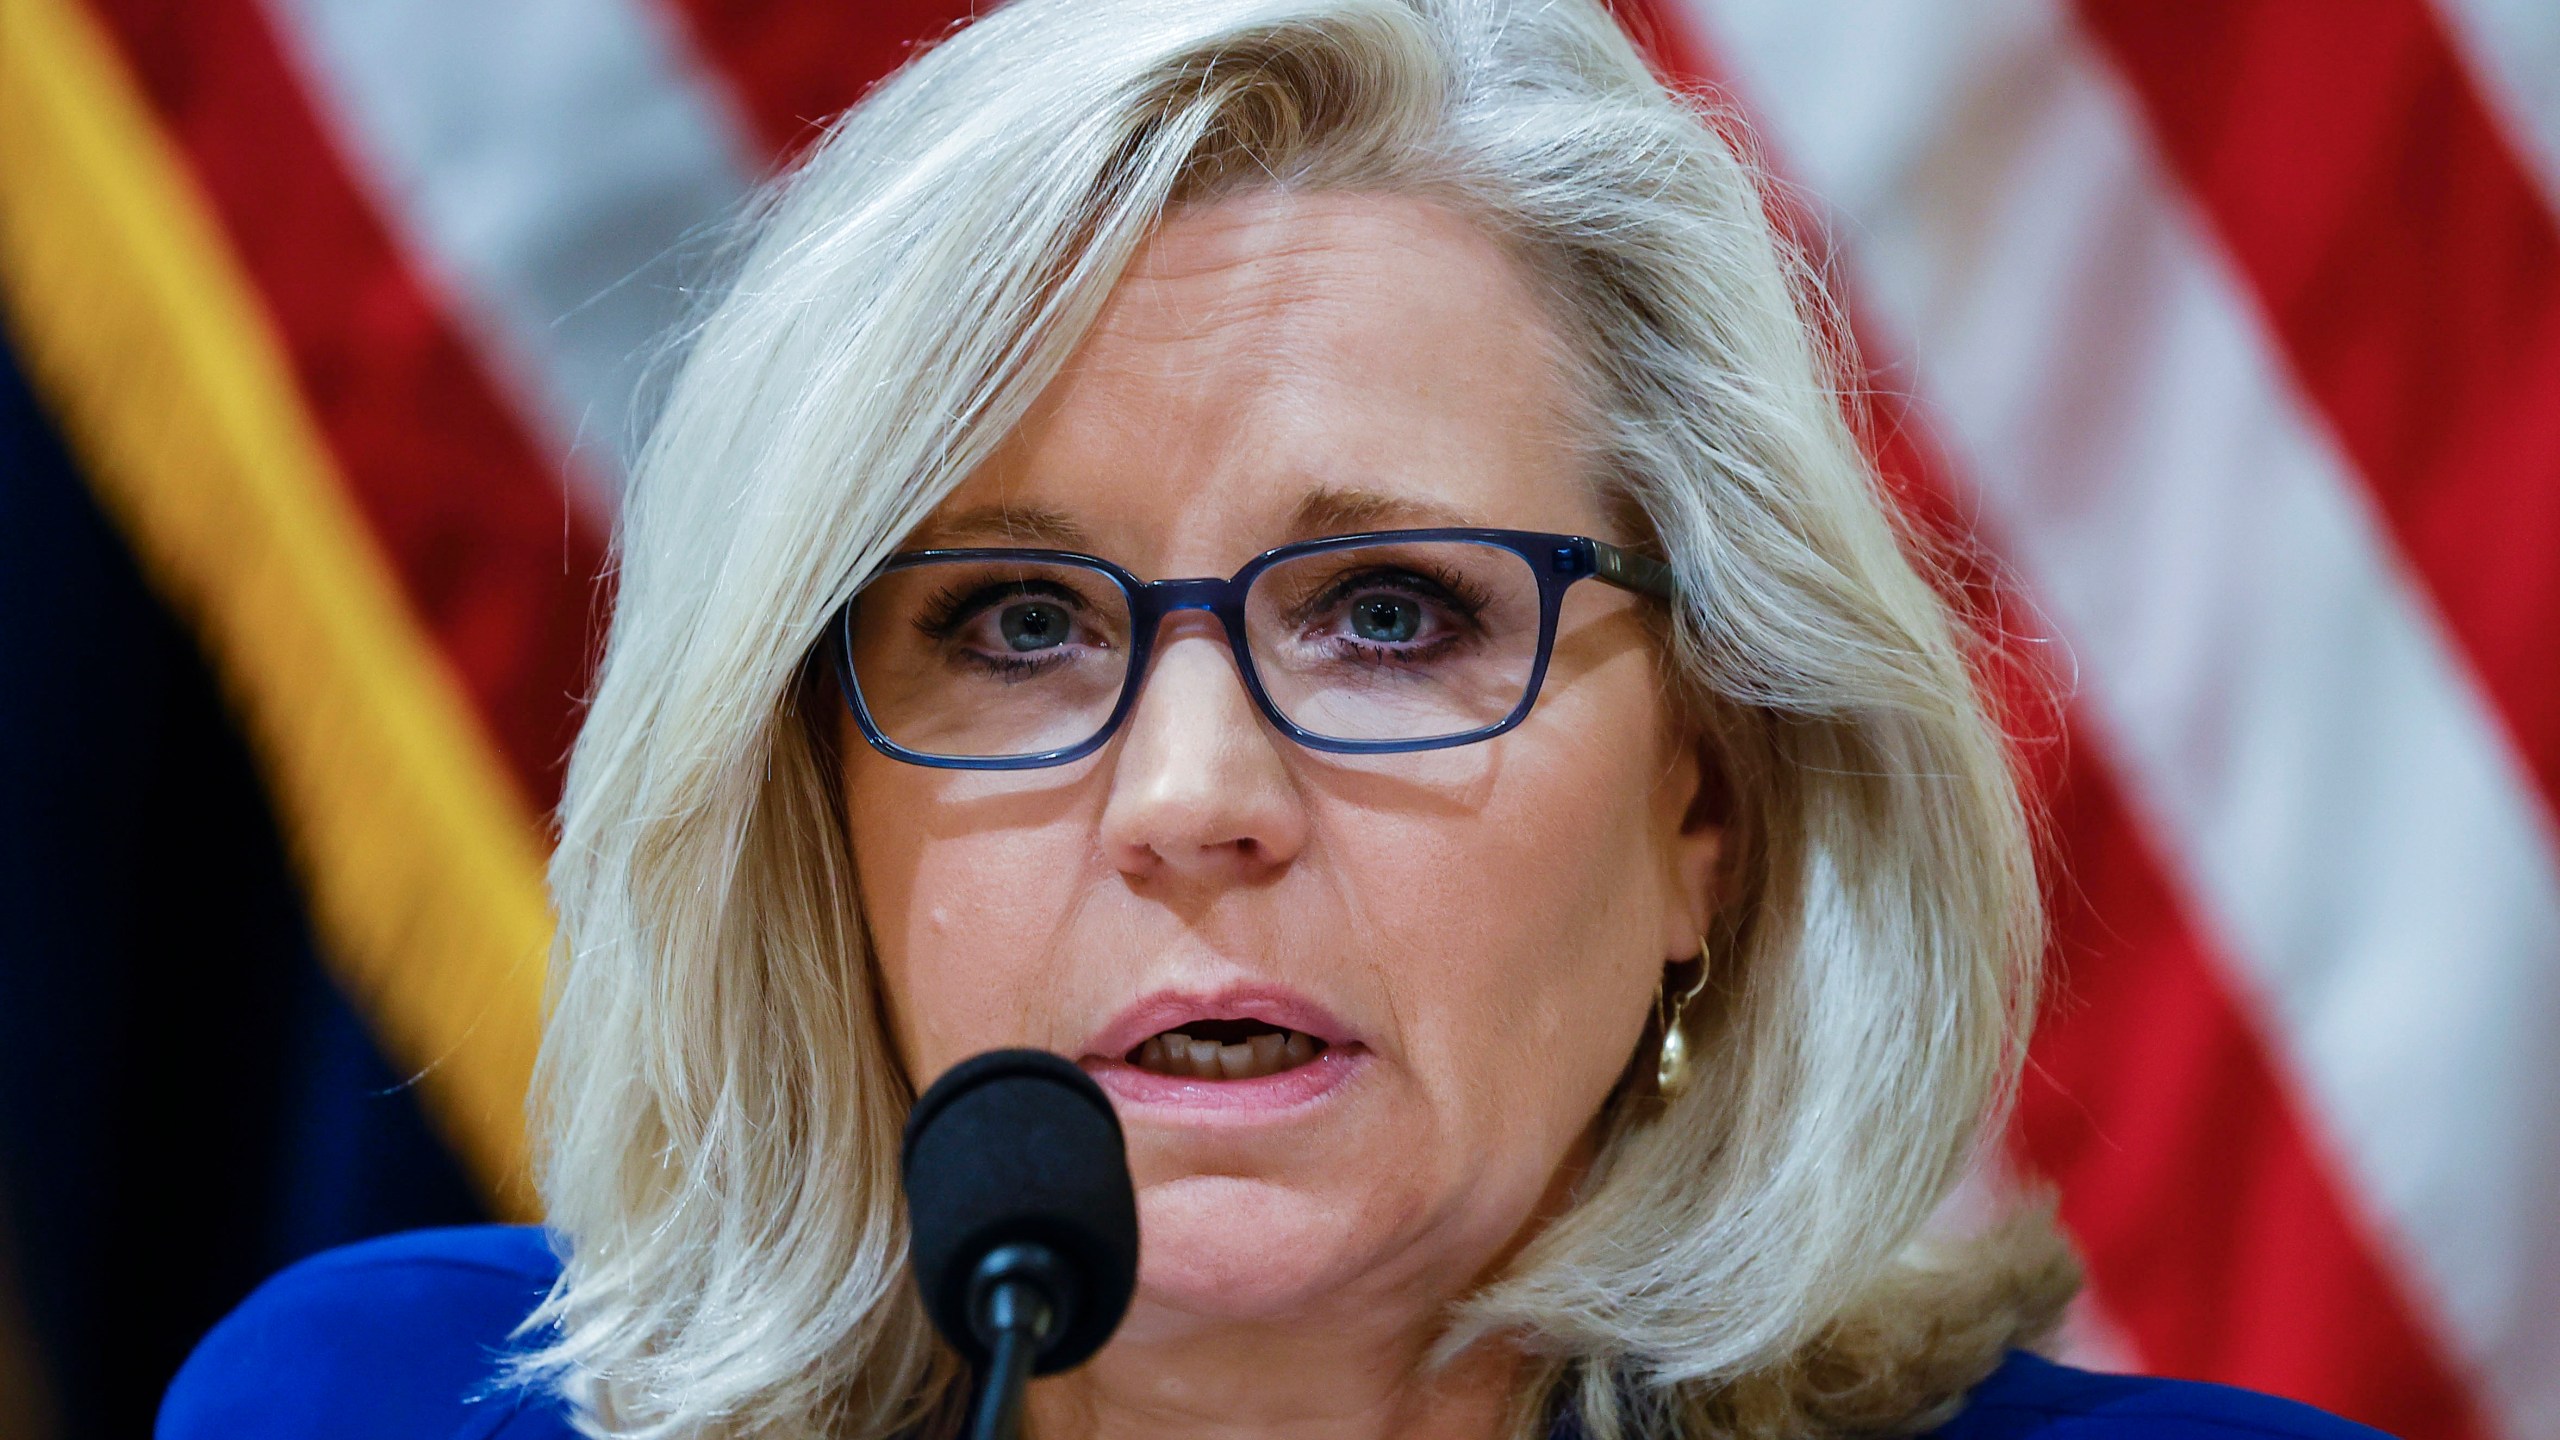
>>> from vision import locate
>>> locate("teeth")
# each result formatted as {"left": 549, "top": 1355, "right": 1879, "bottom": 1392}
{"left": 1128, "top": 1027, "right": 1325, "bottom": 1080}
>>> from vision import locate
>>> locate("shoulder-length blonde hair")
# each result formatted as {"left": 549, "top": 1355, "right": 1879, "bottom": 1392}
{"left": 525, "top": 0, "right": 2078, "bottom": 1435}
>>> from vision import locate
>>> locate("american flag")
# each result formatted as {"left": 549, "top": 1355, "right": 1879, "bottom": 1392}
{"left": 2, "top": 1, "right": 2551, "bottom": 1436}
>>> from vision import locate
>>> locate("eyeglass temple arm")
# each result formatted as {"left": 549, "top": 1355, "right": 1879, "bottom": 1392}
{"left": 1586, "top": 539, "right": 1681, "bottom": 602}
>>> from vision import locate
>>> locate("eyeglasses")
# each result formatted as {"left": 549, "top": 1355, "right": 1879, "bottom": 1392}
{"left": 829, "top": 527, "right": 1680, "bottom": 770}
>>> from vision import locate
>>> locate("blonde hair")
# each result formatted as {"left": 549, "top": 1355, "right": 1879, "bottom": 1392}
{"left": 525, "top": 0, "right": 2078, "bottom": 1435}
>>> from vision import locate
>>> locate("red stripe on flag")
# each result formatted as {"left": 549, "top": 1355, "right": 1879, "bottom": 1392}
{"left": 1843, "top": 140, "right": 2497, "bottom": 1440}
{"left": 2074, "top": 0, "right": 2560, "bottom": 828}
{"left": 1606, "top": 1, "right": 2494, "bottom": 1428}
{"left": 657, "top": 0, "right": 976, "bottom": 163}
{"left": 1859, "top": 374, "right": 2494, "bottom": 1440}
{"left": 82, "top": 0, "right": 607, "bottom": 812}
{"left": 2022, "top": 727, "right": 2494, "bottom": 1440}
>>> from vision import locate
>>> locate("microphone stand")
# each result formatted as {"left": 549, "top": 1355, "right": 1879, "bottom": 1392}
{"left": 966, "top": 1244, "right": 1070, "bottom": 1440}
{"left": 900, "top": 1049, "right": 1136, "bottom": 1440}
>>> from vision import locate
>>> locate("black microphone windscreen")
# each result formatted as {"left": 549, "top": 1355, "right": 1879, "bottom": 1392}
{"left": 901, "top": 1049, "right": 1139, "bottom": 1374}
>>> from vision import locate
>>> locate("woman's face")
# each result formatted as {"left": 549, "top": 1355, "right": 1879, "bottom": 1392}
{"left": 841, "top": 190, "right": 1724, "bottom": 1335}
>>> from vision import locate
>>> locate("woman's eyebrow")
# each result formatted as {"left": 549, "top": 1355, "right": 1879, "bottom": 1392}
{"left": 913, "top": 503, "right": 1095, "bottom": 548}
{"left": 915, "top": 489, "right": 1480, "bottom": 551}
{"left": 1286, "top": 486, "right": 1478, "bottom": 537}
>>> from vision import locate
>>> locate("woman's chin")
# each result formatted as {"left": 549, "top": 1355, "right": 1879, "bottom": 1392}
{"left": 1126, "top": 1173, "right": 1399, "bottom": 1324}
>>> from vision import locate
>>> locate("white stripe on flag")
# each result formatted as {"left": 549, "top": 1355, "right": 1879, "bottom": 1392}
{"left": 1682, "top": 0, "right": 2560, "bottom": 1433}
{"left": 2433, "top": 0, "right": 2560, "bottom": 215}
{"left": 254, "top": 0, "right": 762, "bottom": 506}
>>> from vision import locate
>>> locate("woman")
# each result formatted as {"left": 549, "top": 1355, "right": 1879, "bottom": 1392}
{"left": 163, "top": 1, "right": 2386, "bottom": 1437}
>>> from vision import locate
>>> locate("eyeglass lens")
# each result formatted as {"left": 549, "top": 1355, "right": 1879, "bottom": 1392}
{"left": 846, "top": 539, "right": 1545, "bottom": 760}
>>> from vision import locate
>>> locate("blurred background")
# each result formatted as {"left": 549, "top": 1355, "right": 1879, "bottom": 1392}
{"left": 3, "top": 0, "right": 2555, "bottom": 1437}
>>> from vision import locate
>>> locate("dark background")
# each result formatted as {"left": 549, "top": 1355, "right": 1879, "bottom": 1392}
{"left": 0, "top": 346, "right": 482, "bottom": 1438}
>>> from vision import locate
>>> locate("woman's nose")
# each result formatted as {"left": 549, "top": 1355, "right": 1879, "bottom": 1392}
{"left": 1097, "top": 617, "right": 1310, "bottom": 884}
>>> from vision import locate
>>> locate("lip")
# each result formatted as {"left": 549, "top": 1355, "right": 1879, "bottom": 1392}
{"left": 1084, "top": 1046, "right": 1367, "bottom": 1114}
{"left": 1081, "top": 984, "right": 1359, "bottom": 1062}
{"left": 1078, "top": 984, "right": 1367, "bottom": 1118}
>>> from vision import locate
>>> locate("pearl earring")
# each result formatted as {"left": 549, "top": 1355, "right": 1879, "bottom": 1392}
{"left": 1656, "top": 938, "right": 1711, "bottom": 1098}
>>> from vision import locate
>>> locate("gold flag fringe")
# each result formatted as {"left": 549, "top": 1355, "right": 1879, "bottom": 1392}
{"left": 0, "top": 0, "right": 551, "bottom": 1218}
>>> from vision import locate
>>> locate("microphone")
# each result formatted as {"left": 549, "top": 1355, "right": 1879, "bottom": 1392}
{"left": 901, "top": 1049, "right": 1140, "bottom": 1440}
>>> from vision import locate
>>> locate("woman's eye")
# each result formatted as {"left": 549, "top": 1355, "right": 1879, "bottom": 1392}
{"left": 997, "top": 600, "right": 1073, "bottom": 651}
{"left": 1314, "top": 576, "right": 1478, "bottom": 654}
{"left": 1348, "top": 594, "right": 1423, "bottom": 644}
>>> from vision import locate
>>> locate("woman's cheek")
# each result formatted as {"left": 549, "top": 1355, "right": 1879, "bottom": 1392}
{"left": 864, "top": 822, "right": 1087, "bottom": 1082}
{"left": 1443, "top": 823, "right": 1665, "bottom": 1148}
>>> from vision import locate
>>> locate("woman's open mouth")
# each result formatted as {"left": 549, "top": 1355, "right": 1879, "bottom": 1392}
{"left": 1127, "top": 1019, "right": 1327, "bottom": 1080}
{"left": 1082, "top": 987, "right": 1365, "bottom": 1115}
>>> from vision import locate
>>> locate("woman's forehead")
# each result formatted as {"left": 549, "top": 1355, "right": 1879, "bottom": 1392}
{"left": 929, "top": 189, "right": 1606, "bottom": 569}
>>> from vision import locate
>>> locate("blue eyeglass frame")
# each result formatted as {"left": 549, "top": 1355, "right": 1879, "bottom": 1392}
{"left": 830, "top": 526, "right": 1680, "bottom": 770}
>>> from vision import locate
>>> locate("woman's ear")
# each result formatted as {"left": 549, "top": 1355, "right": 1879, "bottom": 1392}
{"left": 1660, "top": 726, "right": 1732, "bottom": 959}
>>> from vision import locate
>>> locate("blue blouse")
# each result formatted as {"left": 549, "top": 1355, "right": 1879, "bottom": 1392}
{"left": 158, "top": 1226, "right": 2392, "bottom": 1440}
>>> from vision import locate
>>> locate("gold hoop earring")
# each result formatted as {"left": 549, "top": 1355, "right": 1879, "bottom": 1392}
{"left": 1656, "top": 937, "right": 1711, "bottom": 1098}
